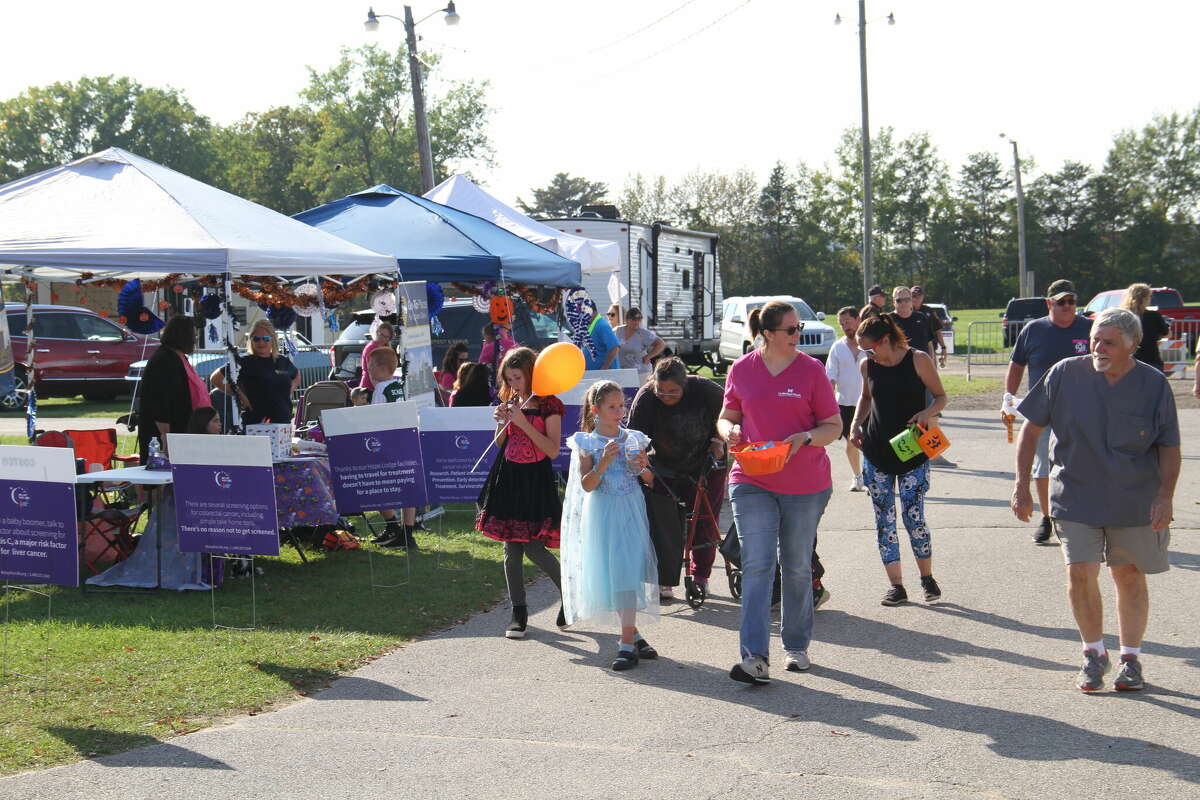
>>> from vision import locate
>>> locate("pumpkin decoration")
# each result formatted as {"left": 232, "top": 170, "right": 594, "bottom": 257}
{"left": 489, "top": 292, "right": 514, "bottom": 326}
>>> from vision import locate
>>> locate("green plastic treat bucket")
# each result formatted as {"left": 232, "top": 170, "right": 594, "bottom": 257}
{"left": 888, "top": 427, "right": 924, "bottom": 462}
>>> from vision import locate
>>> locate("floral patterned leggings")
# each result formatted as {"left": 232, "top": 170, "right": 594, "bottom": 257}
{"left": 862, "top": 457, "right": 932, "bottom": 565}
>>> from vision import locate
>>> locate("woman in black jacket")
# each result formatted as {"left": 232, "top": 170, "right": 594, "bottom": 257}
{"left": 137, "top": 316, "right": 203, "bottom": 462}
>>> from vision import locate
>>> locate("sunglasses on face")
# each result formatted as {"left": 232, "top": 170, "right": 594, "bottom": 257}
{"left": 768, "top": 325, "right": 803, "bottom": 336}
{"left": 607, "top": 312, "right": 616, "bottom": 318}
{"left": 251, "top": 335, "right": 272, "bottom": 343}
{"left": 1053, "top": 296, "right": 1076, "bottom": 306}
{"left": 654, "top": 388, "right": 683, "bottom": 400}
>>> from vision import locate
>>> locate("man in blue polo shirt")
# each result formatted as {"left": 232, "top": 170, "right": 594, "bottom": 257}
{"left": 1006, "top": 279, "right": 1093, "bottom": 544}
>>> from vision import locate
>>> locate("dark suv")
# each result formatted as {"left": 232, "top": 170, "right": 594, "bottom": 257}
{"left": 329, "top": 298, "right": 565, "bottom": 382}
{"left": 1000, "top": 297, "right": 1048, "bottom": 347}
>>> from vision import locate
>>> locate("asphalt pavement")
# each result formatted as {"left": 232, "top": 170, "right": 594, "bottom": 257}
{"left": 3, "top": 409, "right": 1198, "bottom": 799}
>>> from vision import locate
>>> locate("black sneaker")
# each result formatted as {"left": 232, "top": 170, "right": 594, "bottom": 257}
{"left": 634, "top": 638, "right": 658, "bottom": 660}
{"left": 505, "top": 605, "right": 528, "bottom": 639}
{"left": 881, "top": 584, "right": 908, "bottom": 606}
{"left": 1033, "top": 516, "right": 1053, "bottom": 545}
{"left": 556, "top": 605, "right": 568, "bottom": 629}
{"left": 375, "top": 521, "right": 403, "bottom": 545}
{"left": 383, "top": 526, "right": 417, "bottom": 549}
{"left": 920, "top": 575, "right": 942, "bottom": 603}
{"left": 612, "top": 647, "right": 639, "bottom": 671}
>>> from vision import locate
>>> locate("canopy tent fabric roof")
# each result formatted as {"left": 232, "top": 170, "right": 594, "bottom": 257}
{"left": 0, "top": 147, "right": 397, "bottom": 279}
{"left": 292, "top": 185, "right": 582, "bottom": 287}
{"left": 424, "top": 175, "right": 619, "bottom": 274}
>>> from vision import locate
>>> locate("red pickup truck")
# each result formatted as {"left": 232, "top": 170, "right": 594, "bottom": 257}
{"left": 1083, "top": 287, "right": 1200, "bottom": 323}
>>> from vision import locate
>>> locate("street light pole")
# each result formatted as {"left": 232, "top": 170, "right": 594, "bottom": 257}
{"left": 857, "top": 0, "right": 873, "bottom": 304}
{"left": 1001, "top": 134, "right": 1028, "bottom": 296}
{"left": 365, "top": 3, "right": 459, "bottom": 193}
{"left": 403, "top": 5, "right": 435, "bottom": 193}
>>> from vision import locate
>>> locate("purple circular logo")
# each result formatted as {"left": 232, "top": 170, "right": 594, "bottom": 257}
{"left": 213, "top": 470, "right": 233, "bottom": 490}
{"left": 9, "top": 486, "right": 30, "bottom": 508}
{"left": 364, "top": 436, "right": 383, "bottom": 454}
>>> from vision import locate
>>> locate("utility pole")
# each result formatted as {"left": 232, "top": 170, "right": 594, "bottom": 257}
{"left": 1001, "top": 135, "right": 1028, "bottom": 296}
{"left": 858, "top": 0, "right": 874, "bottom": 304}
{"left": 404, "top": 5, "right": 436, "bottom": 193}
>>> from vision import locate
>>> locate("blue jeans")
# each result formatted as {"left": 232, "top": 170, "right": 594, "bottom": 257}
{"left": 729, "top": 482, "right": 832, "bottom": 660}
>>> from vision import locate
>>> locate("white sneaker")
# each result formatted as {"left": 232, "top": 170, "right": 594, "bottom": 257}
{"left": 659, "top": 586, "right": 675, "bottom": 602}
{"left": 785, "top": 651, "right": 811, "bottom": 672}
{"left": 729, "top": 655, "right": 770, "bottom": 685}
{"left": 849, "top": 475, "right": 864, "bottom": 492}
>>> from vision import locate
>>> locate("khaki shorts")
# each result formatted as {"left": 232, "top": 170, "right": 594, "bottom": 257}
{"left": 1054, "top": 519, "right": 1171, "bottom": 574}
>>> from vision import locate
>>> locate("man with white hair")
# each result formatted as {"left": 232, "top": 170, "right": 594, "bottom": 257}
{"left": 1011, "top": 307, "right": 1180, "bottom": 692}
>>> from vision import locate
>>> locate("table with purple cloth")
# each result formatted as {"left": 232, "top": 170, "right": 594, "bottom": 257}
{"left": 273, "top": 457, "right": 340, "bottom": 528}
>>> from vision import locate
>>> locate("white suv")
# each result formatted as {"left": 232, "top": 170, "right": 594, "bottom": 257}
{"left": 718, "top": 296, "right": 836, "bottom": 368}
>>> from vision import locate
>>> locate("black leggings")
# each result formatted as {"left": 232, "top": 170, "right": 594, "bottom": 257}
{"left": 504, "top": 540, "right": 562, "bottom": 606}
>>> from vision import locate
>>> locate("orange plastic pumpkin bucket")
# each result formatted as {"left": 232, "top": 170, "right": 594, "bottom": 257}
{"left": 916, "top": 424, "right": 950, "bottom": 458}
{"left": 731, "top": 440, "right": 793, "bottom": 476}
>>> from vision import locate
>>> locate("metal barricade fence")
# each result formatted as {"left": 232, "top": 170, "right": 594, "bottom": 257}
{"left": 1164, "top": 318, "right": 1200, "bottom": 378}
{"left": 966, "top": 321, "right": 1024, "bottom": 380}
{"left": 969, "top": 317, "right": 1198, "bottom": 381}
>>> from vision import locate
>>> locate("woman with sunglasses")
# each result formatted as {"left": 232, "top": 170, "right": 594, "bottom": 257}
{"left": 629, "top": 356, "right": 726, "bottom": 601}
{"left": 211, "top": 319, "right": 300, "bottom": 425}
{"left": 850, "top": 313, "right": 947, "bottom": 607}
{"left": 718, "top": 300, "right": 842, "bottom": 684}
{"left": 614, "top": 307, "right": 666, "bottom": 379}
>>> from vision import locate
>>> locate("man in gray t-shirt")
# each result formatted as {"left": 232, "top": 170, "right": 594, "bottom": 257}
{"left": 1011, "top": 308, "right": 1180, "bottom": 693}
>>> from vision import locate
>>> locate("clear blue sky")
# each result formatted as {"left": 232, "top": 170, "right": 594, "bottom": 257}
{"left": 2, "top": 0, "right": 1196, "bottom": 207}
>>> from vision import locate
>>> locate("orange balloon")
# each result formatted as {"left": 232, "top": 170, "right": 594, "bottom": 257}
{"left": 532, "top": 342, "right": 585, "bottom": 397}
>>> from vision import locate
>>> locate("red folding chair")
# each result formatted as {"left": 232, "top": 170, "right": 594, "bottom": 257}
{"left": 36, "top": 429, "right": 144, "bottom": 574}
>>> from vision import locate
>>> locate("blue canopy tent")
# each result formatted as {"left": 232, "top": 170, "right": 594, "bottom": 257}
{"left": 292, "top": 185, "right": 582, "bottom": 287}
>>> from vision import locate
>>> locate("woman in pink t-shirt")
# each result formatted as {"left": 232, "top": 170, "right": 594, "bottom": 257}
{"left": 358, "top": 321, "right": 395, "bottom": 391}
{"left": 718, "top": 300, "right": 842, "bottom": 685}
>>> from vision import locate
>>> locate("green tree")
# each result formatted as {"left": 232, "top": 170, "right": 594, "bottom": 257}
{"left": 517, "top": 172, "right": 608, "bottom": 218}
{"left": 618, "top": 173, "right": 673, "bottom": 223}
{"left": 294, "top": 44, "right": 492, "bottom": 202}
{"left": 0, "top": 75, "right": 214, "bottom": 182}
{"left": 209, "top": 106, "right": 321, "bottom": 214}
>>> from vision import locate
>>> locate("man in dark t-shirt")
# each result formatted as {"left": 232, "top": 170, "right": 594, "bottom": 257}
{"left": 1007, "top": 278, "right": 1093, "bottom": 544}
{"left": 891, "top": 286, "right": 934, "bottom": 357}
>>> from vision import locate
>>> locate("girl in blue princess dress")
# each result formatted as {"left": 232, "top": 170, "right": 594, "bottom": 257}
{"left": 562, "top": 380, "right": 661, "bottom": 671}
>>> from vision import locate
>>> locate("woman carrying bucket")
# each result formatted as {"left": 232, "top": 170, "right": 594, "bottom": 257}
{"left": 850, "top": 313, "right": 949, "bottom": 607}
{"left": 719, "top": 300, "right": 842, "bottom": 685}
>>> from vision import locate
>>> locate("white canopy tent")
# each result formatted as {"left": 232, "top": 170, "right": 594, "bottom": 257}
{"left": 424, "top": 175, "right": 620, "bottom": 275}
{"left": 0, "top": 147, "right": 397, "bottom": 279}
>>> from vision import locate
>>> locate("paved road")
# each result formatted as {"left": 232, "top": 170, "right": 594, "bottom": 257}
{"left": 4, "top": 409, "right": 1198, "bottom": 799}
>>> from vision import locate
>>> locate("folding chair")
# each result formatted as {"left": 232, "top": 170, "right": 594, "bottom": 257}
{"left": 300, "top": 381, "right": 351, "bottom": 426}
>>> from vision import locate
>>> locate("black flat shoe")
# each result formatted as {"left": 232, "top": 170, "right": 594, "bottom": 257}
{"left": 612, "top": 648, "right": 639, "bottom": 671}
{"left": 635, "top": 638, "right": 658, "bottom": 660}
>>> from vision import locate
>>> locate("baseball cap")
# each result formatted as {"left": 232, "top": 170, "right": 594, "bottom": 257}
{"left": 868, "top": 285, "right": 885, "bottom": 298}
{"left": 1045, "top": 279, "right": 1075, "bottom": 300}
{"left": 911, "top": 285, "right": 924, "bottom": 295}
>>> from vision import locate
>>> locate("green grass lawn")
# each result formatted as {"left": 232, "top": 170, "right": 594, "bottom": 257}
{"left": 0, "top": 506, "right": 513, "bottom": 776}
{"left": 952, "top": 308, "right": 1006, "bottom": 352}
{"left": 4, "top": 396, "right": 136, "bottom": 419}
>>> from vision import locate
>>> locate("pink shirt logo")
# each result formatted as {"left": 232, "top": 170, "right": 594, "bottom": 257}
{"left": 1073, "top": 339, "right": 1088, "bottom": 354}
{"left": 777, "top": 388, "right": 805, "bottom": 399}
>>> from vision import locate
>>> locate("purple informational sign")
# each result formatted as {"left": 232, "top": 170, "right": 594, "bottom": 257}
{"left": 553, "top": 369, "right": 642, "bottom": 470}
{"left": 168, "top": 434, "right": 281, "bottom": 557}
{"left": 418, "top": 406, "right": 496, "bottom": 503}
{"left": 323, "top": 401, "right": 428, "bottom": 513}
{"left": 0, "top": 445, "right": 79, "bottom": 586}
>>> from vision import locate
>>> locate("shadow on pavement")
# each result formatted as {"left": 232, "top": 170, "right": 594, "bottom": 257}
{"left": 923, "top": 603, "right": 1200, "bottom": 669}
{"left": 44, "top": 728, "right": 233, "bottom": 770}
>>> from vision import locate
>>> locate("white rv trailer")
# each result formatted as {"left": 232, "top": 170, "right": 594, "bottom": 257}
{"left": 542, "top": 216, "right": 723, "bottom": 372}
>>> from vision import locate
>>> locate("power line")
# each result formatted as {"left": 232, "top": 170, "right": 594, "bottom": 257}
{"left": 603, "top": 0, "right": 755, "bottom": 76}
{"left": 586, "top": 0, "right": 705, "bottom": 54}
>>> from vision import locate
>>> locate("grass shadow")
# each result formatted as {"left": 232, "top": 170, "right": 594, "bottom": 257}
{"left": 43, "top": 727, "right": 233, "bottom": 770}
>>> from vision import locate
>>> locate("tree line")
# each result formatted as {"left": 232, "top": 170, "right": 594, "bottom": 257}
{"left": 604, "top": 112, "right": 1200, "bottom": 310}
{"left": 0, "top": 45, "right": 492, "bottom": 216}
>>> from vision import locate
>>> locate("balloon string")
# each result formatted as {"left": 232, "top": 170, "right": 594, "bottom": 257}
{"left": 470, "top": 395, "right": 536, "bottom": 473}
